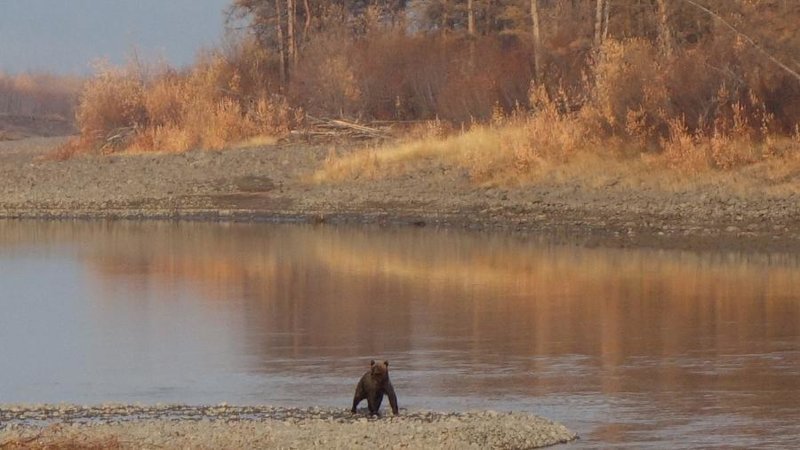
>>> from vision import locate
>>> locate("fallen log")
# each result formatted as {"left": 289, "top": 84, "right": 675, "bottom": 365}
{"left": 306, "top": 115, "right": 392, "bottom": 138}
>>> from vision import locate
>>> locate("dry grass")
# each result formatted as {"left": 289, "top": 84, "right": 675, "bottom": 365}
{"left": 312, "top": 36, "right": 800, "bottom": 192}
{"left": 313, "top": 86, "right": 604, "bottom": 186}
{"left": 312, "top": 119, "right": 604, "bottom": 185}
{"left": 314, "top": 109, "right": 800, "bottom": 195}
{"left": 229, "top": 134, "right": 280, "bottom": 149}
{"left": 41, "top": 137, "right": 87, "bottom": 161}
{"left": 312, "top": 125, "right": 489, "bottom": 182}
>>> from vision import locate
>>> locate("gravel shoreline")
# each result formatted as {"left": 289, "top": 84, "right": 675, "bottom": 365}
{"left": 2, "top": 137, "right": 800, "bottom": 253}
{"left": 0, "top": 405, "right": 577, "bottom": 449}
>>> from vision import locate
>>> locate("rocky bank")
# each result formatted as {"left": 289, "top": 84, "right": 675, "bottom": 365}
{"left": 0, "top": 405, "right": 577, "bottom": 449}
{"left": 2, "top": 137, "right": 800, "bottom": 253}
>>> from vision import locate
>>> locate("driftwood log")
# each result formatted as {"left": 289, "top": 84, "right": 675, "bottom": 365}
{"left": 100, "top": 126, "right": 137, "bottom": 153}
{"left": 296, "top": 116, "right": 393, "bottom": 140}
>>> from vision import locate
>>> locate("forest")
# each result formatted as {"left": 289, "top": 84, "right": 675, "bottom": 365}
{"left": 43, "top": 1, "right": 800, "bottom": 175}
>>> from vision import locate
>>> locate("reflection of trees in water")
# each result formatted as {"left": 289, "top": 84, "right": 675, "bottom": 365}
{"left": 3, "top": 220, "right": 799, "bottom": 419}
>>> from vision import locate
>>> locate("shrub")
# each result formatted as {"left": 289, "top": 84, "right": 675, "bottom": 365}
{"left": 72, "top": 38, "right": 296, "bottom": 154}
{"left": 76, "top": 62, "right": 147, "bottom": 149}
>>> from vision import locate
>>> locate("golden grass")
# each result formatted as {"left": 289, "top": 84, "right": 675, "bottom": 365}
{"left": 229, "top": 134, "right": 279, "bottom": 149}
{"left": 312, "top": 125, "right": 499, "bottom": 182}
{"left": 41, "top": 137, "right": 89, "bottom": 161}
{"left": 313, "top": 72, "right": 800, "bottom": 195}
{"left": 313, "top": 116, "right": 800, "bottom": 195}
{"left": 312, "top": 113, "right": 606, "bottom": 184}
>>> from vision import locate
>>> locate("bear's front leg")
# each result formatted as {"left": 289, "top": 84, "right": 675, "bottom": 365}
{"left": 386, "top": 382, "right": 399, "bottom": 415}
{"left": 367, "top": 393, "right": 381, "bottom": 416}
{"left": 352, "top": 382, "right": 366, "bottom": 413}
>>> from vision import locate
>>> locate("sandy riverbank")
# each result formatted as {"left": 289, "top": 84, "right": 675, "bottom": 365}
{"left": 1, "top": 137, "right": 799, "bottom": 252}
{"left": 0, "top": 405, "right": 577, "bottom": 449}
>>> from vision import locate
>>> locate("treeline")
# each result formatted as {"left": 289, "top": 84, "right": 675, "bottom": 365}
{"left": 228, "top": 0, "right": 800, "bottom": 129}
{"left": 0, "top": 72, "right": 82, "bottom": 119}
{"left": 72, "top": 0, "right": 800, "bottom": 158}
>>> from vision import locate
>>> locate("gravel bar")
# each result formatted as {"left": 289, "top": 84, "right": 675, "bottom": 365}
{"left": 0, "top": 404, "right": 577, "bottom": 449}
{"left": 3, "top": 137, "right": 800, "bottom": 253}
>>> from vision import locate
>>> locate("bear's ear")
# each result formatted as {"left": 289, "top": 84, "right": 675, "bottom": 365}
{"left": 384, "top": 360, "right": 389, "bottom": 367}
{"left": 370, "top": 360, "right": 376, "bottom": 366}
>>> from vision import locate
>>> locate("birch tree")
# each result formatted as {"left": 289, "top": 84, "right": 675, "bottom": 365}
{"left": 531, "top": 0, "right": 542, "bottom": 82}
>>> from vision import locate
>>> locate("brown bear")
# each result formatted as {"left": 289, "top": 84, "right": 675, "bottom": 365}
{"left": 351, "top": 360, "right": 399, "bottom": 416}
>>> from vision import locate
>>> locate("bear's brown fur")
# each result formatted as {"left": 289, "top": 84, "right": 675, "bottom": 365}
{"left": 351, "top": 360, "right": 399, "bottom": 416}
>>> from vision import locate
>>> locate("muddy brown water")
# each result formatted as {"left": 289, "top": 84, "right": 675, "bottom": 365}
{"left": 0, "top": 220, "right": 798, "bottom": 448}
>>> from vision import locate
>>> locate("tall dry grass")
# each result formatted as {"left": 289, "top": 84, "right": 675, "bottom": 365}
{"left": 314, "top": 61, "right": 800, "bottom": 192}
{"left": 311, "top": 31, "right": 800, "bottom": 185}
{"left": 315, "top": 118, "right": 800, "bottom": 195}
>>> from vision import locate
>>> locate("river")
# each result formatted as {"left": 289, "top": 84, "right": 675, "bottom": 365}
{"left": 0, "top": 220, "right": 798, "bottom": 448}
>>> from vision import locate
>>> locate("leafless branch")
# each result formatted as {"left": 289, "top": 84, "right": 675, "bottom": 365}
{"left": 680, "top": 0, "right": 800, "bottom": 83}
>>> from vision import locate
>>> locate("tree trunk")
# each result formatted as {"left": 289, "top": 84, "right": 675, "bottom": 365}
{"left": 531, "top": 0, "right": 542, "bottom": 83}
{"left": 303, "top": 0, "right": 311, "bottom": 43}
{"left": 287, "top": 0, "right": 296, "bottom": 67}
{"left": 603, "top": 0, "right": 611, "bottom": 40}
{"left": 486, "top": 0, "right": 495, "bottom": 33}
{"left": 468, "top": 0, "right": 476, "bottom": 67}
{"left": 656, "top": 0, "right": 672, "bottom": 57}
{"left": 594, "top": 0, "right": 604, "bottom": 47}
{"left": 441, "top": 0, "right": 449, "bottom": 37}
{"left": 467, "top": 0, "right": 475, "bottom": 36}
{"left": 275, "top": 0, "right": 286, "bottom": 85}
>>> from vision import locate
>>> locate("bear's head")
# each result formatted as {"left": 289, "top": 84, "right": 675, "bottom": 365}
{"left": 370, "top": 360, "right": 389, "bottom": 381}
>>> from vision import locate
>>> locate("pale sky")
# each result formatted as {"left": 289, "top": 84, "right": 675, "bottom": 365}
{"left": 0, "top": 0, "right": 232, "bottom": 74}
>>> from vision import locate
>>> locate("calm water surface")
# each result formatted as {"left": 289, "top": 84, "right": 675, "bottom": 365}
{"left": 0, "top": 220, "right": 798, "bottom": 448}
